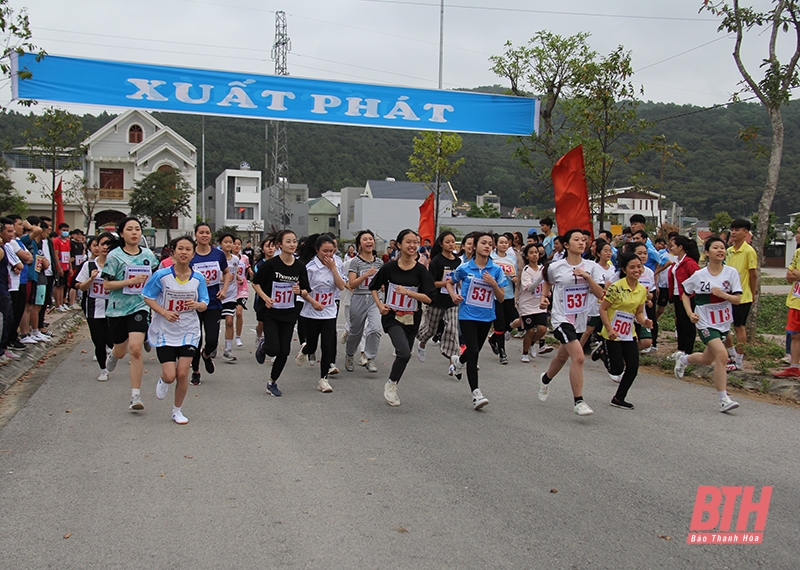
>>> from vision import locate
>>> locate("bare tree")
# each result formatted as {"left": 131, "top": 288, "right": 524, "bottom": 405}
{"left": 67, "top": 176, "right": 101, "bottom": 234}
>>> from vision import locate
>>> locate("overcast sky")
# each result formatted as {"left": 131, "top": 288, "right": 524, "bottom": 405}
{"left": 2, "top": 0, "right": 786, "bottom": 115}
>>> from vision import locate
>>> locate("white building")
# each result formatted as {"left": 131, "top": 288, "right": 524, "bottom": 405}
{"left": 476, "top": 191, "right": 501, "bottom": 213}
{"left": 214, "top": 166, "right": 262, "bottom": 234}
{"left": 598, "top": 187, "right": 670, "bottom": 227}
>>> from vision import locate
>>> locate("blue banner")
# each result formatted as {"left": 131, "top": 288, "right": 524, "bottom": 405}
{"left": 12, "top": 53, "right": 539, "bottom": 136}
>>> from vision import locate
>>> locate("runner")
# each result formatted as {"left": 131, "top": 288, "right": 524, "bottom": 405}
{"left": 538, "top": 229, "right": 606, "bottom": 416}
{"left": 598, "top": 251, "right": 651, "bottom": 410}
{"left": 101, "top": 217, "right": 159, "bottom": 411}
{"left": 253, "top": 230, "right": 312, "bottom": 397}
{"left": 447, "top": 232, "right": 507, "bottom": 410}
{"left": 370, "top": 229, "right": 436, "bottom": 407}
{"left": 579, "top": 239, "right": 615, "bottom": 352}
{"left": 674, "top": 236, "right": 742, "bottom": 412}
{"left": 487, "top": 234, "right": 519, "bottom": 364}
{"left": 294, "top": 234, "right": 347, "bottom": 393}
{"left": 217, "top": 233, "right": 240, "bottom": 363}
{"left": 345, "top": 229, "right": 383, "bottom": 374}
{"left": 668, "top": 235, "right": 701, "bottom": 355}
{"left": 232, "top": 236, "right": 251, "bottom": 348}
{"left": 415, "top": 230, "right": 461, "bottom": 374}
{"left": 514, "top": 243, "right": 549, "bottom": 362}
{"left": 143, "top": 236, "right": 209, "bottom": 424}
{"left": 625, "top": 241, "right": 658, "bottom": 352}
{"left": 75, "top": 233, "right": 114, "bottom": 381}
{"left": 188, "top": 222, "right": 232, "bottom": 385}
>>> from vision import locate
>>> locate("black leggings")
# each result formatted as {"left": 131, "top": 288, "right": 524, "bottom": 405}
{"left": 459, "top": 319, "right": 492, "bottom": 392}
{"left": 385, "top": 320, "right": 416, "bottom": 383}
{"left": 260, "top": 314, "right": 295, "bottom": 381}
{"left": 192, "top": 308, "right": 222, "bottom": 372}
{"left": 605, "top": 339, "right": 639, "bottom": 401}
{"left": 302, "top": 317, "right": 337, "bottom": 379}
{"left": 491, "top": 298, "right": 518, "bottom": 350}
{"left": 87, "top": 318, "right": 112, "bottom": 370}
{"left": 647, "top": 297, "right": 659, "bottom": 346}
{"left": 295, "top": 301, "right": 306, "bottom": 345}
{"left": 674, "top": 298, "right": 697, "bottom": 354}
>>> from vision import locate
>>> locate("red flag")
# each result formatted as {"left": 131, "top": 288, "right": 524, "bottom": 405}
{"left": 418, "top": 192, "right": 435, "bottom": 245}
{"left": 552, "top": 145, "right": 592, "bottom": 239}
{"left": 54, "top": 178, "right": 65, "bottom": 228}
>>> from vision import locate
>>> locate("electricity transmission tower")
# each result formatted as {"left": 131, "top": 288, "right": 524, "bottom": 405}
{"left": 267, "top": 11, "right": 291, "bottom": 229}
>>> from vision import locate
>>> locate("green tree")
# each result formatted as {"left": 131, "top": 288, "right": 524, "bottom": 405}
{"left": 0, "top": 0, "right": 46, "bottom": 109}
{"left": 406, "top": 131, "right": 465, "bottom": 234}
{"left": 703, "top": 0, "right": 800, "bottom": 339}
{"left": 23, "top": 107, "right": 86, "bottom": 220}
{"left": 128, "top": 169, "right": 194, "bottom": 242}
{"left": 467, "top": 203, "right": 500, "bottom": 218}
{"left": 0, "top": 156, "right": 25, "bottom": 215}
{"left": 709, "top": 211, "right": 733, "bottom": 235}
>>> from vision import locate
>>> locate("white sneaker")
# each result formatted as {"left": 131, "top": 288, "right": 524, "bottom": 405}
{"left": 674, "top": 351, "right": 687, "bottom": 379}
{"left": 609, "top": 373, "right": 622, "bottom": 383}
{"left": 33, "top": 331, "right": 51, "bottom": 342}
{"left": 156, "top": 378, "right": 169, "bottom": 400}
{"left": 384, "top": 381, "right": 400, "bottom": 406}
{"left": 328, "top": 363, "right": 339, "bottom": 375}
{"left": 538, "top": 373, "right": 549, "bottom": 402}
{"left": 449, "top": 354, "right": 464, "bottom": 379}
{"left": 640, "top": 346, "right": 656, "bottom": 354}
{"left": 5, "top": 350, "right": 21, "bottom": 360}
{"left": 92, "top": 355, "right": 97, "bottom": 361}
{"left": 106, "top": 352, "right": 119, "bottom": 372}
{"left": 0, "top": 354, "right": 9, "bottom": 365}
{"left": 295, "top": 348, "right": 307, "bottom": 367}
{"left": 308, "top": 352, "right": 317, "bottom": 365}
{"left": 472, "top": 388, "right": 488, "bottom": 410}
{"left": 317, "top": 377, "right": 333, "bottom": 393}
{"left": 520, "top": 353, "right": 530, "bottom": 363}
{"left": 574, "top": 400, "right": 594, "bottom": 416}
{"left": 416, "top": 340, "right": 426, "bottom": 362}
{"left": 339, "top": 329, "right": 348, "bottom": 345}
{"left": 172, "top": 410, "right": 188, "bottom": 424}
{"left": 366, "top": 359, "right": 378, "bottom": 373}
{"left": 129, "top": 394, "right": 144, "bottom": 411}
{"left": 222, "top": 350, "right": 237, "bottom": 362}
{"left": 20, "top": 335, "right": 38, "bottom": 345}
{"left": 781, "top": 353, "right": 792, "bottom": 365}
{"left": 235, "top": 337, "right": 243, "bottom": 347}
{"left": 720, "top": 396, "right": 740, "bottom": 413}
{"left": 358, "top": 352, "right": 368, "bottom": 367}
{"left": 97, "top": 370, "right": 109, "bottom": 382}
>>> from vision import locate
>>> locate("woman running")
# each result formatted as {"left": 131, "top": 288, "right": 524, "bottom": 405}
{"left": 345, "top": 229, "right": 383, "bottom": 374}
{"left": 75, "top": 233, "right": 114, "bottom": 381}
{"left": 143, "top": 236, "right": 209, "bottom": 424}
{"left": 538, "top": 229, "right": 605, "bottom": 416}
{"left": 253, "top": 230, "right": 313, "bottom": 397}
{"left": 370, "top": 229, "right": 436, "bottom": 407}
{"left": 294, "top": 234, "right": 346, "bottom": 393}
{"left": 102, "top": 217, "right": 159, "bottom": 411}
{"left": 487, "top": 234, "right": 519, "bottom": 365}
{"left": 514, "top": 243, "right": 549, "bottom": 362}
{"left": 448, "top": 232, "right": 508, "bottom": 410}
{"left": 626, "top": 241, "right": 658, "bottom": 352}
{"left": 217, "top": 233, "right": 240, "bottom": 362}
{"left": 668, "top": 235, "right": 701, "bottom": 356}
{"left": 580, "top": 239, "right": 615, "bottom": 352}
{"left": 598, "top": 251, "right": 651, "bottom": 410}
{"left": 673, "top": 236, "right": 742, "bottom": 412}
{"left": 232, "top": 237, "right": 250, "bottom": 348}
{"left": 189, "top": 222, "right": 232, "bottom": 385}
{"left": 415, "top": 231, "right": 461, "bottom": 374}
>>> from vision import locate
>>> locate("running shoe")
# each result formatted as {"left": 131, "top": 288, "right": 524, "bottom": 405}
{"left": 106, "top": 352, "right": 119, "bottom": 372}
{"left": 773, "top": 366, "right": 800, "bottom": 378}
{"left": 640, "top": 345, "right": 656, "bottom": 354}
{"left": 504, "top": 331, "right": 511, "bottom": 342}
{"left": 574, "top": 400, "right": 593, "bottom": 416}
{"left": 328, "top": 363, "right": 339, "bottom": 375}
{"left": 156, "top": 378, "right": 169, "bottom": 400}
{"left": 33, "top": 331, "right": 51, "bottom": 342}
{"left": 172, "top": 410, "right": 189, "bottom": 424}
{"left": 317, "top": 377, "right": 333, "bottom": 393}
{"left": 191, "top": 371, "right": 201, "bottom": 385}
{"left": 345, "top": 354, "right": 354, "bottom": 372}
{"left": 780, "top": 353, "right": 792, "bottom": 365}
{"left": 538, "top": 373, "right": 549, "bottom": 402}
{"left": 339, "top": 329, "right": 348, "bottom": 345}
{"left": 358, "top": 352, "right": 368, "bottom": 367}
{"left": 11, "top": 340, "right": 26, "bottom": 350}
{"left": 719, "top": 396, "right": 740, "bottom": 413}
{"left": 129, "top": 394, "right": 144, "bottom": 411}
{"left": 97, "top": 370, "right": 109, "bottom": 382}
{"left": 295, "top": 344, "right": 307, "bottom": 367}
{"left": 610, "top": 398, "right": 634, "bottom": 410}
{"left": 20, "top": 335, "right": 37, "bottom": 345}
{"left": 266, "top": 381, "right": 282, "bottom": 397}
{"left": 366, "top": 359, "right": 378, "bottom": 373}
{"left": 308, "top": 352, "right": 317, "bottom": 365}
{"left": 538, "top": 345, "right": 554, "bottom": 355}
{"left": 499, "top": 348, "right": 508, "bottom": 365}
{"left": 4, "top": 349, "right": 20, "bottom": 360}
{"left": 488, "top": 335, "right": 499, "bottom": 355}
{"left": 235, "top": 337, "right": 243, "bottom": 347}
{"left": 255, "top": 338, "right": 266, "bottom": 364}
{"left": 591, "top": 343, "right": 605, "bottom": 362}
{"left": 202, "top": 352, "right": 215, "bottom": 373}
{"left": 609, "top": 373, "right": 622, "bottom": 383}
{"left": 431, "top": 333, "right": 441, "bottom": 344}
{"left": 0, "top": 354, "right": 9, "bottom": 365}
{"left": 384, "top": 381, "right": 400, "bottom": 406}
{"left": 673, "top": 351, "right": 687, "bottom": 379}
{"left": 726, "top": 362, "right": 742, "bottom": 371}
{"left": 449, "top": 354, "right": 464, "bottom": 380}
{"left": 472, "top": 388, "right": 488, "bottom": 410}
{"left": 143, "top": 339, "right": 151, "bottom": 352}
{"left": 520, "top": 353, "right": 530, "bottom": 363}
{"left": 222, "top": 350, "right": 237, "bottom": 362}
{"left": 416, "top": 340, "right": 426, "bottom": 362}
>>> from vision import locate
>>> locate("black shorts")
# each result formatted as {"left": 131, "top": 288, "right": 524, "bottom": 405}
{"left": 108, "top": 310, "right": 150, "bottom": 345}
{"left": 520, "top": 313, "right": 548, "bottom": 330}
{"left": 25, "top": 280, "right": 38, "bottom": 304}
{"left": 221, "top": 301, "right": 237, "bottom": 317}
{"left": 54, "top": 273, "right": 67, "bottom": 287}
{"left": 732, "top": 302, "right": 751, "bottom": 327}
{"left": 156, "top": 345, "right": 196, "bottom": 363}
{"left": 236, "top": 298, "right": 247, "bottom": 309}
{"left": 553, "top": 322, "right": 580, "bottom": 344}
{"left": 657, "top": 287, "right": 670, "bottom": 307}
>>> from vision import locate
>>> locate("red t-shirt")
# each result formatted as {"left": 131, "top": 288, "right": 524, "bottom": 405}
{"left": 52, "top": 237, "right": 71, "bottom": 270}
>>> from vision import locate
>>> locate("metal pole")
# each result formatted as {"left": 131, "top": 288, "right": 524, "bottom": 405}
{"left": 201, "top": 116, "right": 206, "bottom": 222}
{"left": 438, "top": 0, "right": 444, "bottom": 90}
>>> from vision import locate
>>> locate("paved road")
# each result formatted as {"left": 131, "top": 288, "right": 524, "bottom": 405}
{"left": 1, "top": 305, "right": 798, "bottom": 569}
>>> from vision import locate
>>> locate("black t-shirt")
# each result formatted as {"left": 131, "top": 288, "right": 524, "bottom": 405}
{"left": 428, "top": 253, "right": 460, "bottom": 309}
{"left": 370, "top": 259, "right": 436, "bottom": 332}
{"left": 0, "top": 247, "right": 9, "bottom": 295}
{"left": 253, "top": 255, "right": 310, "bottom": 322}
{"left": 70, "top": 240, "right": 85, "bottom": 270}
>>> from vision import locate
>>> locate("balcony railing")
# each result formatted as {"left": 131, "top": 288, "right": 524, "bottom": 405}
{"left": 99, "top": 188, "right": 130, "bottom": 200}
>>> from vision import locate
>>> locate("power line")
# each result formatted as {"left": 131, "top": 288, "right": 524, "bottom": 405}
{"left": 635, "top": 34, "right": 735, "bottom": 73}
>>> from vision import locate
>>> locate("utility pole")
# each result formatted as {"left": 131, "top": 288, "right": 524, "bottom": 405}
{"left": 267, "top": 11, "right": 291, "bottom": 230}
{"left": 434, "top": 0, "right": 444, "bottom": 236}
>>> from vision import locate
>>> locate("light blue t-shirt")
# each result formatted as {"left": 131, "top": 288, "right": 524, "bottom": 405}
{"left": 143, "top": 266, "right": 210, "bottom": 347}
{"left": 451, "top": 258, "right": 508, "bottom": 322}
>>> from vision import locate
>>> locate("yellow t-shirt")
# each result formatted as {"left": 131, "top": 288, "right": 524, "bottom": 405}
{"left": 725, "top": 242, "right": 758, "bottom": 304}
{"left": 600, "top": 278, "right": 648, "bottom": 340}
{"left": 786, "top": 249, "right": 800, "bottom": 310}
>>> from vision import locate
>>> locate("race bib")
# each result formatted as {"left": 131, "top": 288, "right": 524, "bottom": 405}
{"left": 564, "top": 284, "right": 589, "bottom": 315}
{"left": 194, "top": 261, "right": 221, "bottom": 286}
{"left": 164, "top": 288, "right": 196, "bottom": 313}
{"left": 237, "top": 262, "right": 246, "bottom": 280}
{"left": 440, "top": 270, "right": 453, "bottom": 294}
{"left": 313, "top": 287, "right": 335, "bottom": 308}
{"left": 534, "top": 282, "right": 543, "bottom": 297}
{"left": 696, "top": 301, "right": 733, "bottom": 327}
{"left": 75, "top": 254, "right": 87, "bottom": 266}
{"left": 793, "top": 281, "right": 800, "bottom": 299}
{"left": 89, "top": 276, "right": 109, "bottom": 299}
{"left": 271, "top": 282, "right": 295, "bottom": 309}
{"left": 639, "top": 276, "right": 653, "bottom": 290}
{"left": 59, "top": 251, "right": 70, "bottom": 265}
{"left": 35, "top": 255, "right": 45, "bottom": 272}
{"left": 386, "top": 283, "right": 418, "bottom": 312}
{"left": 122, "top": 265, "right": 151, "bottom": 295}
{"left": 610, "top": 310, "right": 635, "bottom": 341}
{"left": 360, "top": 269, "right": 374, "bottom": 290}
{"left": 466, "top": 277, "right": 494, "bottom": 308}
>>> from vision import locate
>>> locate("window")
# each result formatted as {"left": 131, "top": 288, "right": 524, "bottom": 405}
{"left": 296, "top": 194, "right": 303, "bottom": 202}
{"left": 128, "top": 125, "right": 143, "bottom": 144}
{"left": 100, "top": 168, "right": 124, "bottom": 189}
{"left": 232, "top": 207, "right": 254, "bottom": 220}
{"left": 157, "top": 164, "right": 174, "bottom": 173}
{"left": 328, "top": 217, "right": 336, "bottom": 228}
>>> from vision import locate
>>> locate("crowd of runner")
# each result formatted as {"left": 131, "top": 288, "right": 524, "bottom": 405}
{"left": 2, "top": 212, "right": 799, "bottom": 424}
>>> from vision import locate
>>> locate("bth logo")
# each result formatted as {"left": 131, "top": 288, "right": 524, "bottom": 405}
{"left": 687, "top": 486, "right": 772, "bottom": 544}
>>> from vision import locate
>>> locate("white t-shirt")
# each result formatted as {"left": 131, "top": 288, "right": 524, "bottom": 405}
{"left": 518, "top": 264, "right": 546, "bottom": 315}
{"left": 657, "top": 253, "right": 677, "bottom": 288}
{"left": 681, "top": 265, "right": 742, "bottom": 333}
{"left": 611, "top": 267, "right": 657, "bottom": 293}
{"left": 588, "top": 262, "right": 616, "bottom": 317}
{"left": 546, "top": 258, "right": 604, "bottom": 332}
{"left": 222, "top": 254, "right": 239, "bottom": 304}
{"left": 300, "top": 256, "right": 340, "bottom": 320}
{"left": 41, "top": 238, "right": 54, "bottom": 276}
{"left": 4, "top": 240, "right": 22, "bottom": 291}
